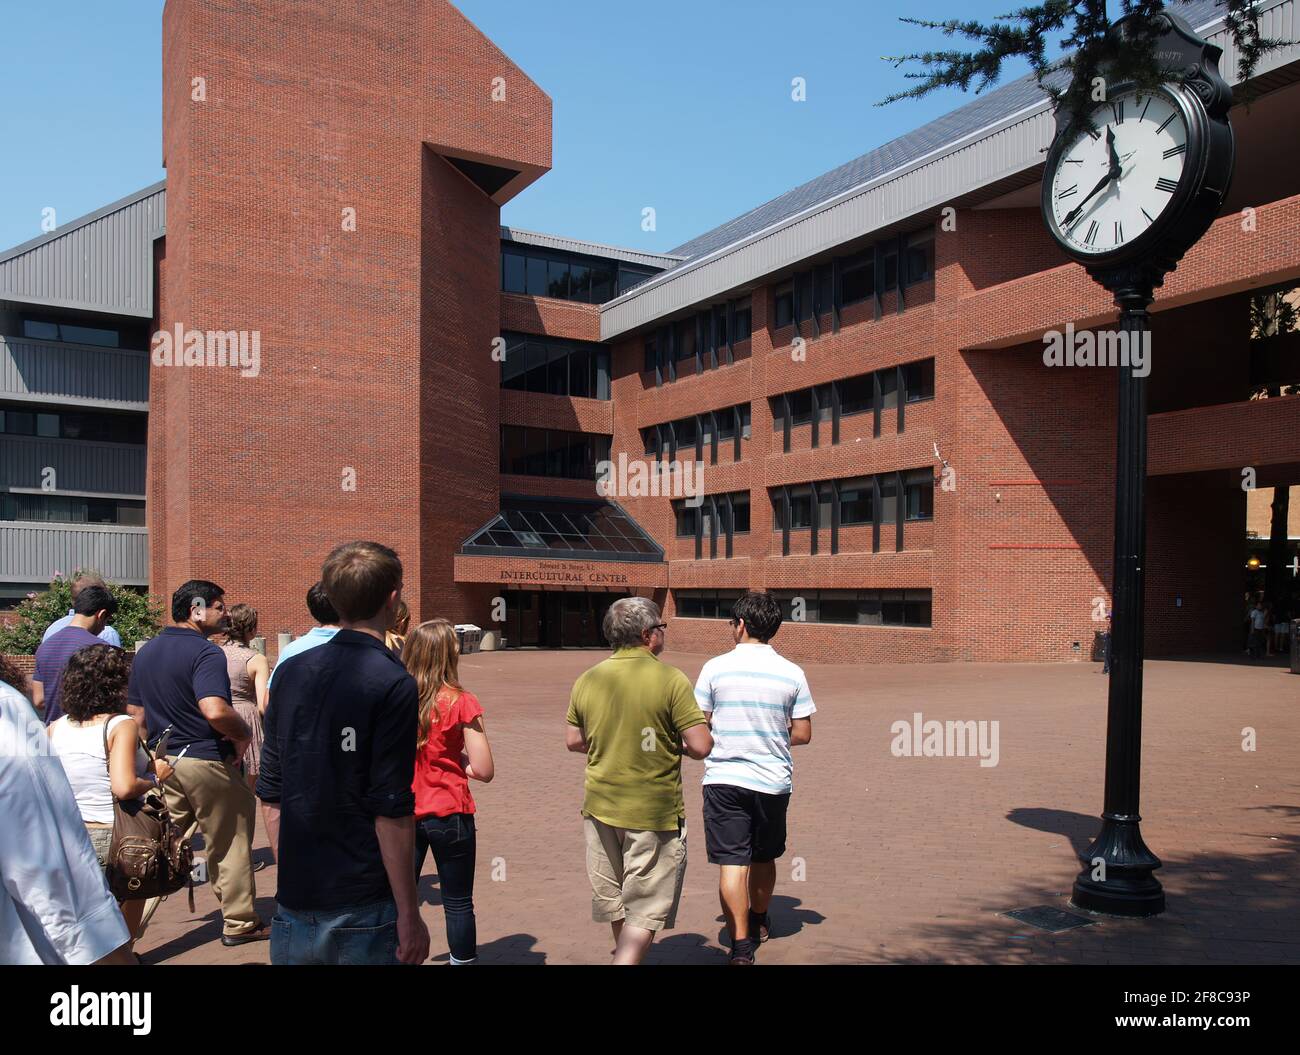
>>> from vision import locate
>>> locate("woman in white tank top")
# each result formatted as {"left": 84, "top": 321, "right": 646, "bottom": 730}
{"left": 47, "top": 644, "right": 173, "bottom": 953}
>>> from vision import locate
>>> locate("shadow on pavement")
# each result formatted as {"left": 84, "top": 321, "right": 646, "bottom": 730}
{"left": 883, "top": 805, "right": 1300, "bottom": 964}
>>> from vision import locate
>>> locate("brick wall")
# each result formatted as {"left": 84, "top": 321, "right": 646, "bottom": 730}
{"left": 154, "top": 0, "right": 551, "bottom": 656}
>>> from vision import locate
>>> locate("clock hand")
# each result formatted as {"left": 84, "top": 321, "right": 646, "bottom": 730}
{"left": 1106, "top": 125, "right": 1120, "bottom": 174}
{"left": 1062, "top": 167, "right": 1116, "bottom": 226}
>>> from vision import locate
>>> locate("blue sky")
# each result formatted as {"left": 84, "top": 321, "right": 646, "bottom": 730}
{"left": 0, "top": 0, "right": 1046, "bottom": 255}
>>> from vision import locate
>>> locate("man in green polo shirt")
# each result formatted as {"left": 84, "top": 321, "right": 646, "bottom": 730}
{"left": 566, "top": 597, "right": 713, "bottom": 965}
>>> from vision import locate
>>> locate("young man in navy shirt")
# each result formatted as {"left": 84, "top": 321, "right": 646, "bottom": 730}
{"left": 258, "top": 541, "right": 428, "bottom": 966}
{"left": 127, "top": 580, "right": 263, "bottom": 945}
{"left": 33, "top": 584, "right": 119, "bottom": 724}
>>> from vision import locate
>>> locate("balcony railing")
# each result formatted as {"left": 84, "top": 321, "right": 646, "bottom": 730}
{"left": 0, "top": 522, "right": 148, "bottom": 585}
{"left": 0, "top": 335, "right": 149, "bottom": 410}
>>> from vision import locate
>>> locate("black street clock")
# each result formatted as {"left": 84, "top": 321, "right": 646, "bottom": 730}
{"left": 1041, "top": 10, "right": 1234, "bottom": 293}
{"left": 1040, "top": 10, "right": 1237, "bottom": 919}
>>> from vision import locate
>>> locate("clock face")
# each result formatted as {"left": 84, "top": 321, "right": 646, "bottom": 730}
{"left": 1047, "top": 88, "right": 1191, "bottom": 256}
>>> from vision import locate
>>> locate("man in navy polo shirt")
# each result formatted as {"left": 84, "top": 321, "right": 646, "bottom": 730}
{"left": 258, "top": 541, "right": 428, "bottom": 966}
{"left": 127, "top": 580, "right": 264, "bottom": 946}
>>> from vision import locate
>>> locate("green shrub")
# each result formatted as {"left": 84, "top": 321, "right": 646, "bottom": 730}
{"left": 0, "top": 572, "right": 164, "bottom": 655}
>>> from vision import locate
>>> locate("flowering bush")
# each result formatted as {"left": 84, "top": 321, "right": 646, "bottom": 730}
{"left": 0, "top": 571, "right": 163, "bottom": 655}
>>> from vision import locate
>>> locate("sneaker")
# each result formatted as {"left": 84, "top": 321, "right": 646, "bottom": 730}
{"left": 729, "top": 938, "right": 758, "bottom": 965}
{"left": 748, "top": 910, "right": 771, "bottom": 943}
{"left": 220, "top": 923, "right": 270, "bottom": 947}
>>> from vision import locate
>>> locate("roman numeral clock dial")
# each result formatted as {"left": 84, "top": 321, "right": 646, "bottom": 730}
{"left": 1046, "top": 88, "right": 1189, "bottom": 257}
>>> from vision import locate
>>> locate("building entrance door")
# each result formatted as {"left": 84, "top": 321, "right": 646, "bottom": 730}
{"left": 501, "top": 590, "right": 628, "bottom": 648}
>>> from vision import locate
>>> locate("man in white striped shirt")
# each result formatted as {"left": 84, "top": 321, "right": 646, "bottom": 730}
{"left": 694, "top": 591, "right": 815, "bottom": 965}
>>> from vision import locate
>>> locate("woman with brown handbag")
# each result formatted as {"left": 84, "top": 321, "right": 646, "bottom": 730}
{"left": 47, "top": 644, "right": 174, "bottom": 953}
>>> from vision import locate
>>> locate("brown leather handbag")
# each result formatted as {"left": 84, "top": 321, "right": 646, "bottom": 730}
{"left": 102, "top": 719, "right": 195, "bottom": 907}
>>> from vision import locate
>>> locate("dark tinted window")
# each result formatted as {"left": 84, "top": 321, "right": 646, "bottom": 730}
{"left": 502, "top": 251, "right": 526, "bottom": 293}
{"left": 904, "top": 359, "right": 935, "bottom": 402}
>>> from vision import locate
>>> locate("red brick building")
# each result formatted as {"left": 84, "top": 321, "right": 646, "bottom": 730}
{"left": 4, "top": 0, "right": 1298, "bottom": 663}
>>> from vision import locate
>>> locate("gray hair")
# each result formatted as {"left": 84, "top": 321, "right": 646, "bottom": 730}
{"left": 603, "top": 597, "right": 662, "bottom": 649}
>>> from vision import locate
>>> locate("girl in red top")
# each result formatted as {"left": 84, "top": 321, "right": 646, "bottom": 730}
{"left": 403, "top": 619, "right": 494, "bottom": 965}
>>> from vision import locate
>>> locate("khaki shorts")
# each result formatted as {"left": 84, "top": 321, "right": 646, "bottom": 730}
{"left": 584, "top": 815, "right": 687, "bottom": 932}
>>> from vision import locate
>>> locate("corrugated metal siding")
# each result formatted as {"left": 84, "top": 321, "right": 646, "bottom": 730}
{"left": 0, "top": 436, "right": 146, "bottom": 496}
{"left": 0, "top": 523, "right": 148, "bottom": 585}
{"left": 0, "top": 336, "right": 149, "bottom": 409}
{"left": 602, "top": 0, "right": 1295, "bottom": 339}
{"left": 0, "top": 183, "right": 165, "bottom": 318}
{"left": 500, "top": 226, "right": 683, "bottom": 268}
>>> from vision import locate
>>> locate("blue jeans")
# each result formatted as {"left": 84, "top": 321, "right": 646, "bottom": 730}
{"left": 414, "top": 813, "right": 477, "bottom": 963}
{"left": 270, "top": 898, "right": 399, "bottom": 965}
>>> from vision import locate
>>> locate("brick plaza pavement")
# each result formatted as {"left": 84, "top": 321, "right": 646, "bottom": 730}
{"left": 135, "top": 650, "right": 1300, "bottom": 965}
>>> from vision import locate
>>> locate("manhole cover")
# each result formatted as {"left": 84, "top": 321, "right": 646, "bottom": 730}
{"left": 1001, "top": 906, "right": 1095, "bottom": 933}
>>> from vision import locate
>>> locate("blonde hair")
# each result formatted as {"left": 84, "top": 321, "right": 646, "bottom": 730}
{"left": 402, "top": 619, "right": 463, "bottom": 750}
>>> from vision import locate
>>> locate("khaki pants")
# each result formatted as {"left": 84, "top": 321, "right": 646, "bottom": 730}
{"left": 163, "top": 755, "right": 259, "bottom": 936}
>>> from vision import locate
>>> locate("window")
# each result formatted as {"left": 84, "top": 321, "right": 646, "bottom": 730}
{"left": 882, "top": 243, "right": 899, "bottom": 289}
{"left": 676, "top": 320, "right": 696, "bottom": 363}
{"left": 499, "top": 333, "right": 610, "bottom": 400}
{"left": 499, "top": 426, "right": 611, "bottom": 480}
{"left": 814, "top": 265, "right": 833, "bottom": 317}
{"left": 547, "top": 259, "right": 570, "bottom": 299}
{"left": 502, "top": 251, "right": 526, "bottom": 293}
{"left": 771, "top": 589, "right": 931, "bottom": 627}
{"left": 879, "top": 475, "right": 899, "bottom": 524}
{"left": 837, "top": 374, "right": 873, "bottom": 417}
{"left": 732, "top": 493, "right": 750, "bottom": 533}
{"left": 1, "top": 493, "right": 145, "bottom": 525}
{"left": 814, "top": 383, "right": 833, "bottom": 423}
{"left": 880, "top": 367, "right": 898, "bottom": 411}
{"left": 645, "top": 404, "right": 749, "bottom": 459}
{"left": 906, "top": 228, "right": 935, "bottom": 284}
{"left": 673, "top": 500, "right": 698, "bottom": 537}
{"left": 903, "top": 359, "right": 935, "bottom": 402}
{"left": 776, "top": 486, "right": 812, "bottom": 530}
{"left": 789, "top": 389, "right": 813, "bottom": 426}
{"left": 619, "top": 266, "right": 655, "bottom": 294}
{"left": 22, "top": 319, "right": 119, "bottom": 347}
{"left": 526, "top": 256, "right": 548, "bottom": 297}
{"left": 795, "top": 272, "right": 814, "bottom": 323}
{"left": 841, "top": 251, "right": 874, "bottom": 305}
{"left": 905, "top": 469, "right": 934, "bottom": 521}
{"left": 672, "top": 590, "right": 744, "bottom": 619}
{"left": 838, "top": 477, "right": 873, "bottom": 526}
{"left": 733, "top": 299, "right": 752, "bottom": 341}
{"left": 501, "top": 242, "right": 644, "bottom": 304}
{"left": 1, "top": 404, "right": 146, "bottom": 444}
{"left": 774, "top": 284, "right": 794, "bottom": 329}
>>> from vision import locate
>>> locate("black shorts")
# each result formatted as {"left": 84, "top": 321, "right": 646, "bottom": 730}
{"left": 702, "top": 783, "right": 791, "bottom": 865}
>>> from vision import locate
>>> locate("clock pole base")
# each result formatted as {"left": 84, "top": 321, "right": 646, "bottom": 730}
{"left": 1069, "top": 813, "right": 1165, "bottom": 918}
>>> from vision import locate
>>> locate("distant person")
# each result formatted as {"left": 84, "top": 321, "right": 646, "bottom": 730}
{"left": 32, "top": 584, "right": 119, "bottom": 724}
{"left": 48, "top": 645, "right": 174, "bottom": 954}
{"left": 127, "top": 580, "right": 264, "bottom": 946}
{"left": 1273, "top": 596, "right": 1291, "bottom": 656}
{"left": 267, "top": 582, "right": 340, "bottom": 689}
{"left": 41, "top": 573, "right": 123, "bottom": 649}
{"left": 1248, "top": 597, "right": 1269, "bottom": 659}
{"left": 257, "top": 541, "right": 428, "bottom": 966}
{"left": 694, "top": 592, "right": 815, "bottom": 966}
{"left": 565, "top": 597, "right": 712, "bottom": 965}
{"left": 219, "top": 604, "right": 270, "bottom": 792}
{"left": 386, "top": 599, "right": 411, "bottom": 656}
{"left": 403, "top": 619, "right": 495, "bottom": 965}
{"left": 1101, "top": 610, "right": 1113, "bottom": 675}
{"left": 1, "top": 658, "right": 134, "bottom": 965}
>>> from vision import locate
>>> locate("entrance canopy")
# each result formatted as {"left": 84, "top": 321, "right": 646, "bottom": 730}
{"left": 460, "top": 495, "right": 664, "bottom": 563}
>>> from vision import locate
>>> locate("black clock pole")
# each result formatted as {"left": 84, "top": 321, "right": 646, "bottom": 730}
{"left": 1071, "top": 277, "right": 1165, "bottom": 917}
